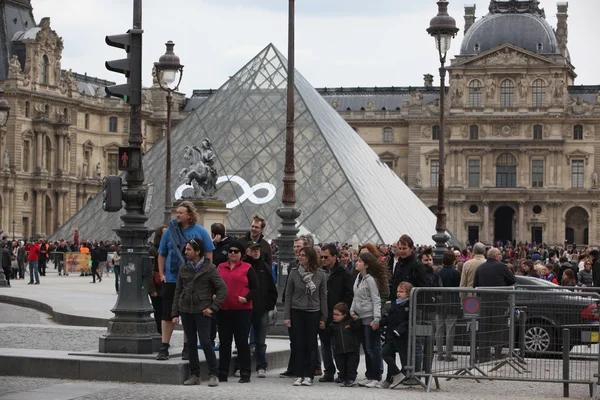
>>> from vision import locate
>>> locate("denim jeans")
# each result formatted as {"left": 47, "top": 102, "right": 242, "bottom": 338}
{"left": 251, "top": 311, "right": 269, "bottom": 370}
{"left": 113, "top": 265, "right": 121, "bottom": 293}
{"left": 28, "top": 261, "right": 39, "bottom": 284}
{"left": 181, "top": 312, "right": 218, "bottom": 377}
{"left": 319, "top": 328, "right": 336, "bottom": 377}
{"left": 362, "top": 324, "right": 382, "bottom": 380}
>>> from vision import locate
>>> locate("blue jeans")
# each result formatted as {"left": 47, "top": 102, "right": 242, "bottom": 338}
{"left": 181, "top": 312, "right": 218, "bottom": 377}
{"left": 251, "top": 311, "right": 269, "bottom": 370}
{"left": 113, "top": 266, "right": 121, "bottom": 293}
{"left": 362, "top": 324, "right": 382, "bottom": 380}
{"left": 28, "top": 261, "right": 39, "bottom": 284}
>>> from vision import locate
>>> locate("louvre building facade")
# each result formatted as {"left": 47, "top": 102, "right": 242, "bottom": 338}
{"left": 6, "top": 0, "right": 600, "bottom": 246}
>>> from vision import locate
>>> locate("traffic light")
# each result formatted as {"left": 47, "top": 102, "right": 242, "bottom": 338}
{"left": 102, "top": 176, "right": 123, "bottom": 212}
{"left": 105, "top": 28, "right": 142, "bottom": 106}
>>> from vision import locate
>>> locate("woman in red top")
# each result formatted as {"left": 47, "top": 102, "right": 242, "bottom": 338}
{"left": 217, "top": 240, "right": 258, "bottom": 383}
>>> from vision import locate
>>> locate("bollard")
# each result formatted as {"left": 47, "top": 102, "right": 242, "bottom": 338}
{"left": 563, "top": 328, "right": 570, "bottom": 398}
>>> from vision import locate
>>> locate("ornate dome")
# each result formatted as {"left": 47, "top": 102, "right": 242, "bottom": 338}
{"left": 460, "top": 2, "right": 560, "bottom": 57}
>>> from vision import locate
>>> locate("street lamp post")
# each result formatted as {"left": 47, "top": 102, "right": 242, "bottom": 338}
{"left": 427, "top": 0, "right": 459, "bottom": 266}
{"left": 0, "top": 88, "right": 10, "bottom": 287}
{"left": 154, "top": 41, "right": 184, "bottom": 225}
{"left": 276, "top": 0, "right": 301, "bottom": 298}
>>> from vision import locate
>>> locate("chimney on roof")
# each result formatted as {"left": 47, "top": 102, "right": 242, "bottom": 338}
{"left": 556, "top": 2, "right": 568, "bottom": 58}
{"left": 464, "top": 4, "right": 476, "bottom": 34}
{"left": 423, "top": 74, "right": 434, "bottom": 88}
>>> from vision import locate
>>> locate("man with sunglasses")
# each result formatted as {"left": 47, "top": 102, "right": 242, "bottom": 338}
{"left": 157, "top": 201, "right": 215, "bottom": 361}
{"left": 317, "top": 243, "right": 354, "bottom": 383}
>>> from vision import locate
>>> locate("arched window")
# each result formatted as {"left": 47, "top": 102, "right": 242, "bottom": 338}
{"left": 41, "top": 55, "right": 49, "bottom": 84}
{"left": 469, "top": 125, "right": 479, "bottom": 140}
{"left": 468, "top": 80, "right": 482, "bottom": 107}
{"left": 496, "top": 153, "right": 517, "bottom": 188}
{"left": 532, "top": 79, "right": 546, "bottom": 107}
{"left": 500, "top": 79, "right": 515, "bottom": 108}
{"left": 383, "top": 127, "right": 393, "bottom": 143}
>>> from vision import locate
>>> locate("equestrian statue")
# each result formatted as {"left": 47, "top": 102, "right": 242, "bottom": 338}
{"left": 178, "top": 138, "right": 218, "bottom": 198}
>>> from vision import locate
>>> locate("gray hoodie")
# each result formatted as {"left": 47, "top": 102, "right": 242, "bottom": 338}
{"left": 350, "top": 273, "right": 381, "bottom": 325}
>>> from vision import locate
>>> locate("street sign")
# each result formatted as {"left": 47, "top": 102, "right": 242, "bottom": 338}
{"left": 463, "top": 296, "right": 481, "bottom": 318}
{"left": 118, "top": 147, "right": 141, "bottom": 171}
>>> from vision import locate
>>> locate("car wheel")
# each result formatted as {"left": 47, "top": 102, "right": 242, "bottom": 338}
{"left": 524, "top": 324, "right": 555, "bottom": 353}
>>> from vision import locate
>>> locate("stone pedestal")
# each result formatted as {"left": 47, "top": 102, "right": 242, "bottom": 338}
{"left": 173, "top": 199, "right": 230, "bottom": 232}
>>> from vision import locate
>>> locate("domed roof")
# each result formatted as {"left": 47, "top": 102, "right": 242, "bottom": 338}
{"left": 460, "top": 12, "right": 559, "bottom": 56}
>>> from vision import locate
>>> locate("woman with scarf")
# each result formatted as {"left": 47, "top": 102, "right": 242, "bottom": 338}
{"left": 217, "top": 240, "right": 258, "bottom": 383}
{"left": 284, "top": 246, "right": 327, "bottom": 387}
{"left": 172, "top": 237, "right": 227, "bottom": 386}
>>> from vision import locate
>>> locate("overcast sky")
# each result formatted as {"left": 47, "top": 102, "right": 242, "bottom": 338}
{"left": 32, "top": 0, "right": 598, "bottom": 96}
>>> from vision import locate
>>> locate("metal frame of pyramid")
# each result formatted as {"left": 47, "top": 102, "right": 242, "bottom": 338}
{"left": 51, "top": 43, "right": 441, "bottom": 246}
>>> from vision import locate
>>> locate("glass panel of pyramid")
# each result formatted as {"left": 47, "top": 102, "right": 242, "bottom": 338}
{"left": 51, "top": 44, "right": 440, "bottom": 246}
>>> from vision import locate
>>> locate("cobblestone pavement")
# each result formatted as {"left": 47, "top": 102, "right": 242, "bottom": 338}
{"left": 0, "top": 304, "right": 184, "bottom": 352}
{"left": 0, "top": 372, "right": 594, "bottom": 400}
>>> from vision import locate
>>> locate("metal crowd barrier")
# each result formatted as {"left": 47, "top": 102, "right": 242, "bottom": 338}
{"left": 404, "top": 286, "right": 600, "bottom": 398}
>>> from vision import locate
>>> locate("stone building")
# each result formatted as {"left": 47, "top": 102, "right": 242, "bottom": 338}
{"left": 183, "top": 1, "right": 600, "bottom": 247}
{"left": 313, "top": 0, "right": 599, "bottom": 246}
{"left": 0, "top": 0, "right": 182, "bottom": 239}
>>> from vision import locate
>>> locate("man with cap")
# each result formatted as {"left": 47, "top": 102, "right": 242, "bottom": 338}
{"left": 243, "top": 241, "right": 277, "bottom": 378}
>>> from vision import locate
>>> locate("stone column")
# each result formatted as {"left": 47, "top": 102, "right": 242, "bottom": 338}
{"left": 2, "top": 186, "right": 9, "bottom": 229}
{"left": 483, "top": 201, "right": 490, "bottom": 244}
{"left": 556, "top": 151, "right": 562, "bottom": 187}
{"left": 35, "top": 131, "right": 43, "bottom": 173}
{"left": 591, "top": 202, "right": 598, "bottom": 246}
{"left": 57, "top": 190, "right": 65, "bottom": 227}
{"left": 518, "top": 201, "right": 525, "bottom": 243}
{"left": 34, "top": 189, "right": 45, "bottom": 238}
{"left": 57, "top": 134, "right": 64, "bottom": 173}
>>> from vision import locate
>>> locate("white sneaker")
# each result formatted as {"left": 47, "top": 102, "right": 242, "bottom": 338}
{"left": 293, "top": 377, "right": 304, "bottom": 386}
{"left": 233, "top": 370, "right": 241, "bottom": 377}
{"left": 301, "top": 377, "right": 313, "bottom": 386}
{"left": 365, "top": 379, "right": 381, "bottom": 388}
{"left": 357, "top": 378, "right": 371, "bottom": 387}
{"left": 257, "top": 369, "right": 266, "bottom": 378}
{"left": 390, "top": 373, "right": 405, "bottom": 389}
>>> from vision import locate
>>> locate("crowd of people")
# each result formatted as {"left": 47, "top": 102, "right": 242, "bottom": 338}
{"left": 5, "top": 209, "right": 600, "bottom": 389}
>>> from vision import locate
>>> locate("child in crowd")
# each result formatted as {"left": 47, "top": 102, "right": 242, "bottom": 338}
{"left": 380, "top": 281, "right": 413, "bottom": 389}
{"left": 329, "top": 302, "right": 362, "bottom": 387}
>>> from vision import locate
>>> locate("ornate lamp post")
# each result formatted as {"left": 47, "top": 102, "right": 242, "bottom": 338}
{"left": 154, "top": 41, "right": 184, "bottom": 225}
{"left": 427, "top": 0, "right": 459, "bottom": 265}
{"left": 0, "top": 89, "right": 9, "bottom": 287}
{"left": 276, "top": 0, "right": 301, "bottom": 298}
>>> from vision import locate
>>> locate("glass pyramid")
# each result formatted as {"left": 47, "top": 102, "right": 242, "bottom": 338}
{"left": 51, "top": 44, "right": 439, "bottom": 245}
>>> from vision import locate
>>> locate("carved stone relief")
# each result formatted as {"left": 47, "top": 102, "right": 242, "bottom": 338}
{"left": 493, "top": 124, "right": 519, "bottom": 137}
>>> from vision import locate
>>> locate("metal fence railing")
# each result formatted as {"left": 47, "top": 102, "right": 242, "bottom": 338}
{"left": 402, "top": 285, "right": 600, "bottom": 398}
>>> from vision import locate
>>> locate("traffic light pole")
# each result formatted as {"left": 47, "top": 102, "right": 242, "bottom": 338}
{"left": 99, "top": 0, "right": 159, "bottom": 354}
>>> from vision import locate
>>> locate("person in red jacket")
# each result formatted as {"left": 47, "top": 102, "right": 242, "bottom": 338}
{"left": 216, "top": 240, "right": 258, "bottom": 384}
{"left": 24, "top": 240, "right": 41, "bottom": 284}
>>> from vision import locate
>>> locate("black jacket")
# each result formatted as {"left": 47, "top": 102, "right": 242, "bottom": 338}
{"left": 329, "top": 317, "right": 362, "bottom": 355}
{"left": 239, "top": 233, "right": 273, "bottom": 267}
{"left": 381, "top": 298, "right": 410, "bottom": 340}
{"left": 436, "top": 266, "right": 461, "bottom": 315}
{"left": 213, "top": 236, "right": 234, "bottom": 267}
{"left": 325, "top": 262, "right": 354, "bottom": 323}
{"left": 243, "top": 255, "right": 278, "bottom": 313}
{"left": 473, "top": 258, "right": 516, "bottom": 289}
{"left": 592, "top": 256, "right": 600, "bottom": 288}
{"left": 391, "top": 253, "right": 426, "bottom": 299}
